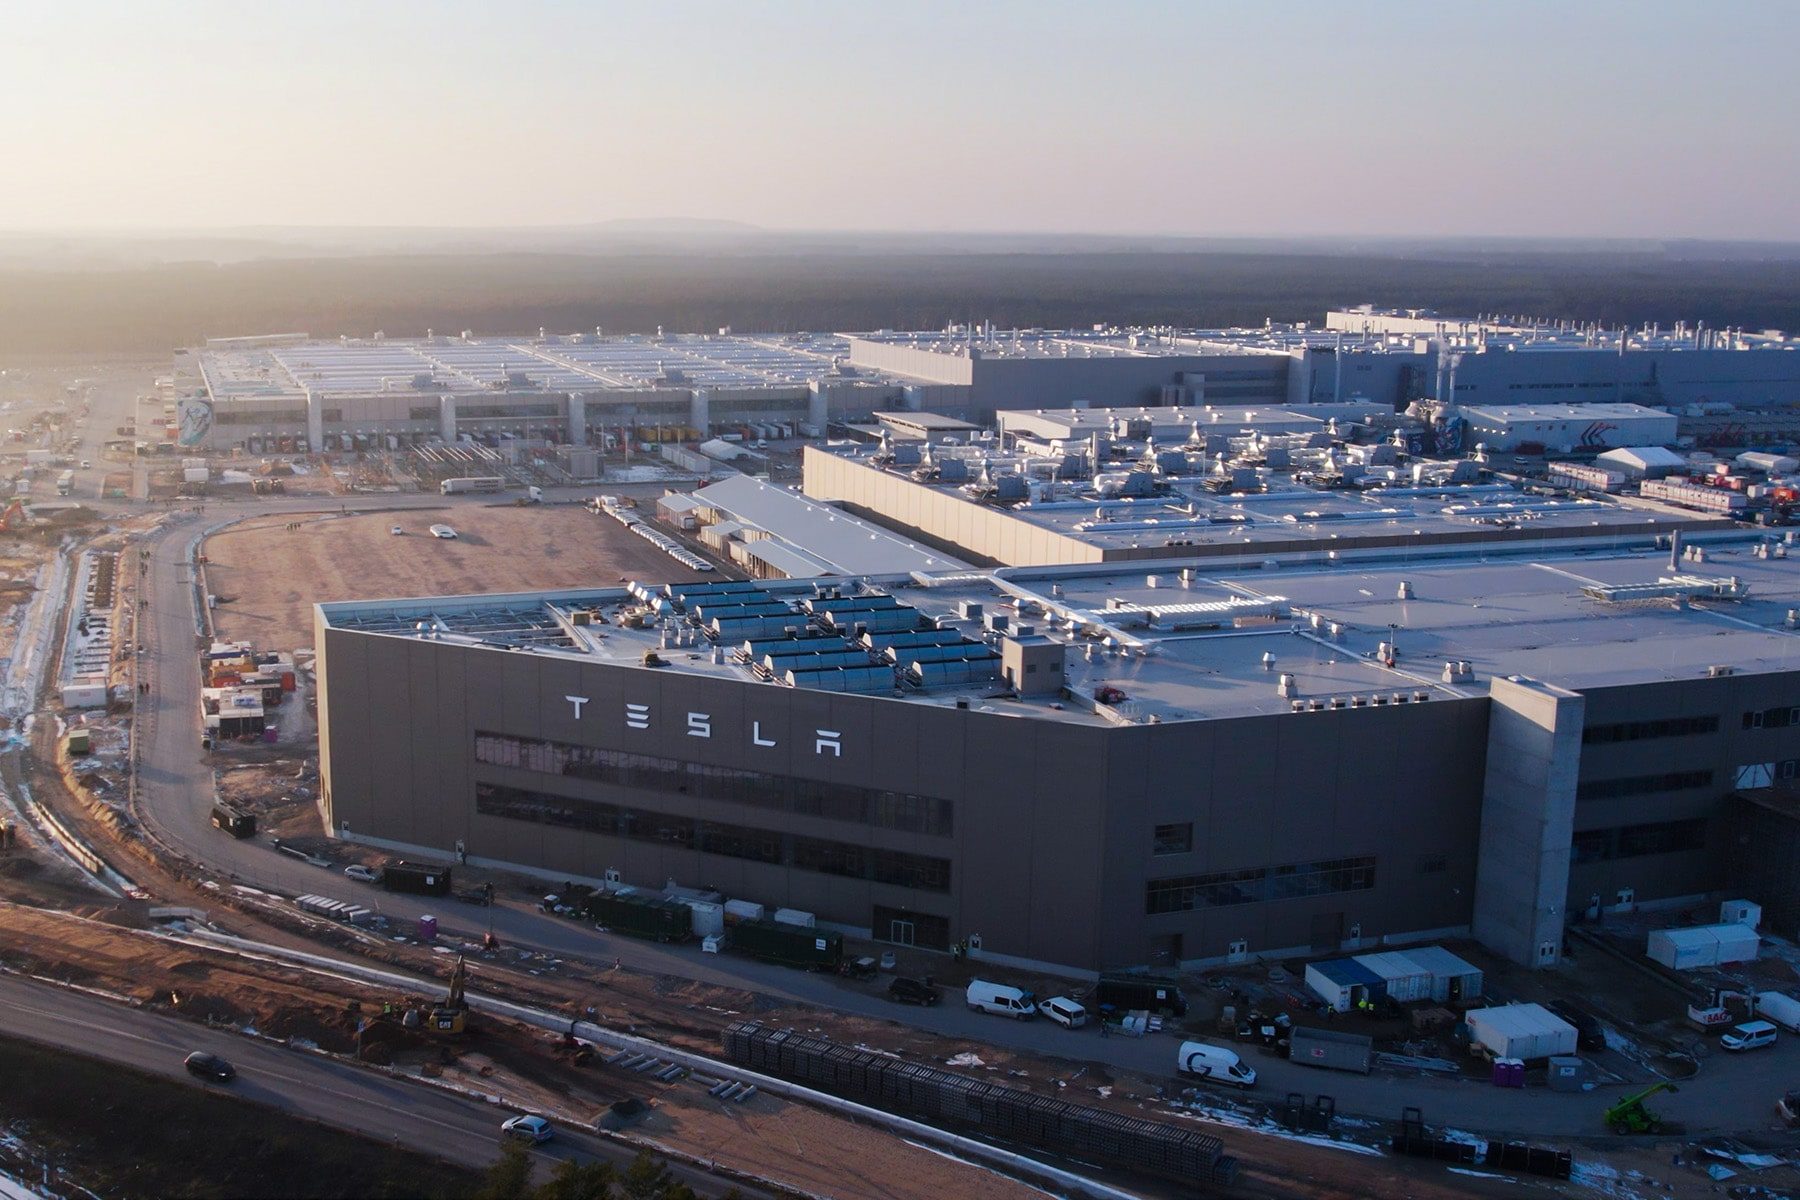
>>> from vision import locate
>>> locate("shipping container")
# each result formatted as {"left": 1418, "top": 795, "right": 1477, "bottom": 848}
{"left": 683, "top": 900, "right": 725, "bottom": 938}
{"left": 1353, "top": 951, "right": 1432, "bottom": 1004}
{"left": 728, "top": 918, "right": 842, "bottom": 969}
{"left": 381, "top": 858, "right": 452, "bottom": 896}
{"left": 723, "top": 899, "right": 765, "bottom": 925}
{"left": 772, "top": 907, "right": 815, "bottom": 928}
{"left": 1305, "top": 958, "right": 1384, "bottom": 1012}
{"left": 1648, "top": 922, "right": 1761, "bottom": 970}
{"left": 210, "top": 802, "right": 256, "bottom": 838}
{"left": 582, "top": 890, "right": 691, "bottom": 942}
{"left": 1394, "top": 945, "right": 1484, "bottom": 1004}
{"left": 1094, "top": 972, "right": 1188, "bottom": 1017}
{"left": 1287, "top": 1026, "right": 1373, "bottom": 1074}
{"left": 439, "top": 476, "right": 505, "bottom": 495}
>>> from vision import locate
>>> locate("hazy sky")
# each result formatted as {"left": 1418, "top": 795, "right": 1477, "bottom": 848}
{"left": 4, "top": 0, "right": 1796, "bottom": 239}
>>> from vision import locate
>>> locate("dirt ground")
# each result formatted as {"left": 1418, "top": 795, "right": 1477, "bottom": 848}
{"left": 202, "top": 504, "right": 729, "bottom": 652}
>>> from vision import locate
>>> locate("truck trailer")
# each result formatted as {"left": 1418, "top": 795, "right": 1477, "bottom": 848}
{"left": 1095, "top": 973, "right": 1188, "bottom": 1018}
{"left": 1287, "top": 1026, "right": 1373, "bottom": 1074}
{"left": 583, "top": 891, "right": 691, "bottom": 942}
{"left": 728, "top": 918, "right": 843, "bottom": 969}
{"left": 439, "top": 476, "right": 505, "bottom": 495}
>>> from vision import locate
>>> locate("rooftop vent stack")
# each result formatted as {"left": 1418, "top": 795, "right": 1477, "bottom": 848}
{"left": 711, "top": 645, "right": 724, "bottom": 664}
{"left": 1459, "top": 660, "right": 1473, "bottom": 677}
{"left": 1146, "top": 575, "right": 1160, "bottom": 589}
{"left": 1291, "top": 699, "right": 1307, "bottom": 712}
{"left": 1328, "top": 622, "right": 1344, "bottom": 640}
{"left": 1051, "top": 583, "right": 1063, "bottom": 598}
{"left": 1787, "top": 609, "right": 1798, "bottom": 629}
{"left": 1377, "top": 641, "right": 1392, "bottom": 662}
{"left": 1443, "top": 661, "right": 1458, "bottom": 682}
{"left": 1277, "top": 672, "right": 1297, "bottom": 698}
{"left": 1779, "top": 544, "right": 1789, "bottom": 560}
{"left": 1180, "top": 568, "right": 1195, "bottom": 588}
{"left": 1261, "top": 652, "right": 1277, "bottom": 671}
{"left": 1397, "top": 580, "right": 1413, "bottom": 600}
{"left": 1309, "top": 613, "right": 1323, "bottom": 630}
{"left": 1669, "top": 529, "right": 1683, "bottom": 570}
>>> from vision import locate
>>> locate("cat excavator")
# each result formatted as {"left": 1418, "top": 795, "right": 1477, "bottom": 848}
{"left": 429, "top": 955, "right": 470, "bottom": 1035}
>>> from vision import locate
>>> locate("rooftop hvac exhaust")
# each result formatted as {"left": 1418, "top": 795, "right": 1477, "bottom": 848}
{"left": 1277, "top": 672, "right": 1297, "bottom": 698}
{"left": 1261, "top": 652, "right": 1277, "bottom": 671}
{"left": 1397, "top": 580, "right": 1413, "bottom": 600}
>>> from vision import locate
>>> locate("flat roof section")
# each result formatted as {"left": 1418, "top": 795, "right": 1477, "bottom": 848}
{"left": 319, "top": 532, "right": 1800, "bottom": 727}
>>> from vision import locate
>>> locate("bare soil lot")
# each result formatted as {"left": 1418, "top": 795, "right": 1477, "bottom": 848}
{"left": 204, "top": 503, "right": 726, "bottom": 652}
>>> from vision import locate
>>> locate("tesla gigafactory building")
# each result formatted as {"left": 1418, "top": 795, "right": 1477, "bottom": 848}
{"left": 317, "top": 530, "right": 1800, "bottom": 976}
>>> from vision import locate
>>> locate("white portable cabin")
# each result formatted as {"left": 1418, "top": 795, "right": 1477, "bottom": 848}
{"left": 1465, "top": 1004, "right": 1577, "bottom": 1061}
{"left": 773, "top": 907, "right": 815, "bottom": 928}
{"left": 1648, "top": 923, "right": 1761, "bottom": 970}
{"left": 1353, "top": 952, "right": 1432, "bottom": 1004}
{"left": 1721, "top": 899, "right": 1762, "bottom": 929}
{"left": 1393, "top": 946, "right": 1484, "bottom": 1004}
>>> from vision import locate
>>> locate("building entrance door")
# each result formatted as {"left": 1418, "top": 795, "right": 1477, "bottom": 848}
{"left": 889, "top": 919, "right": 915, "bottom": 946}
{"left": 1310, "top": 911, "right": 1344, "bottom": 953}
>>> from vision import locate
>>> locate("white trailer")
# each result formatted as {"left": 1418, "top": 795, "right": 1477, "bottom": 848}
{"left": 440, "top": 475, "right": 505, "bottom": 495}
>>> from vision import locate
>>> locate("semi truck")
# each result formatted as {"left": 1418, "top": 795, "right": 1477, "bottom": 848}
{"left": 582, "top": 890, "right": 691, "bottom": 942}
{"left": 55, "top": 470, "right": 74, "bottom": 496}
{"left": 439, "top": 476, "right": 504, "bottom": 495}
{"left": 380, "top": 859, "right": 453, "bottom": 896}
{"left": 726, "top": 918, "right": 843, "bottom": 969}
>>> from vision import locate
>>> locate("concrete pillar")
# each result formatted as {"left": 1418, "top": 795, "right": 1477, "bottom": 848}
{"left": 565, "top": 393, "right": 588, "bottom": 445}
{"left": 689, "top": 388, "right": 710, "bottom": 437}
{"left": 1472, "top": 676, "right": 1584, "bottom": 968}
{"left": 807, "top": 382, "right": 829, "bottom": 432}
{"left": 438, "top": 395, "right": 457, "bottom": 443}
{"left": 305, "top": 391, "right": 325, "bottom": 453}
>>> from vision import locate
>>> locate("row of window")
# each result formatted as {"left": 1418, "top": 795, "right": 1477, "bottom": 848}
{"left": 1744, "top": 707, "right": 1800, "bottom": 730}
{"left": 214, "top": 409, "right": 307, "bottom": 425}
{"left": 1152, "top": 822, "right": 1193, "bottom": 856}
{"left": 459, "top": 404, "right": 561, "bottom": 419}
{"left": 475, "top": 782, "right": 952, "bottom": 892}
{"left": 1583, "top": 715, "right": 1720, "bottom": 744}
{"left": 1571, "top": 818, "right": 1708, "bottom": 864}
{"left": 1146, "top": 857, "right": 1376, "bottom": 915}
{"left": 1576, "top": 770, "right": 1714, "bottom": 801}
{"left": 474, "top": 733, "right": 953, "bottom": 836}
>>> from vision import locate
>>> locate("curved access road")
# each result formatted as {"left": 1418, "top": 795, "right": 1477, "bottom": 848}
{"left": 0, "top": 972, "right": 764, "bottom": 1197}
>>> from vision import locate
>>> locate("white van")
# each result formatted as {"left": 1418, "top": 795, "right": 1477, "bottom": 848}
{"left": 1176, "top": 1041, "right": 1258, "bottom": 1088}
{"left": 1721, "top": 1020, "right": 1778, "bottom": 1052}
{"left": 966, "top": 979, "right": 1036, "bottom": 1019}
{"left": 1038, "top": 997, "right": 1088, "bottom": 1028}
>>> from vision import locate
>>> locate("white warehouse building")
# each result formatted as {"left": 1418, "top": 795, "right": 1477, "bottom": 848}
{"left": 1457, "top": 403, "right": 1679, "bottom": 453}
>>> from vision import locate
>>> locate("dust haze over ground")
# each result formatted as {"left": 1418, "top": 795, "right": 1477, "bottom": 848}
{"left": 1, "top": 232, "right": 1799, "bottom": 355}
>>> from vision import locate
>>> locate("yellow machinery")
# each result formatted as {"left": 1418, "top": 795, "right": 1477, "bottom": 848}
{"left": 430, "top": 955, "right": 469, "bottom": 1035}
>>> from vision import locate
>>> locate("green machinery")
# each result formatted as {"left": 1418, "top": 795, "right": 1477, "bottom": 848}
{"left": 1604, "top": 1082, "right": 1679, "bottom": 1134}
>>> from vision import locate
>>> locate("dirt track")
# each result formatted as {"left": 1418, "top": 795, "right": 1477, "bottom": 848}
{"left": 203, "top": 504, "right": 723, "bottom": 652}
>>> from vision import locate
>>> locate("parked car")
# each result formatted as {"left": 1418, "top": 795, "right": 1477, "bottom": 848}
{"left": 501, "top": 1114, "right": 554, "bottom": 1144}
{"left": 966, "top": 979, "right": 1035, "bottom": 1019}
{"left": 1722, "top": 1020, "right": 1779, "bottom": 1052}
{"left": 78, "top": 460, "right": 90, "bottom": 469}
{"left": 887, "top": 977, "right": 940, "bottom": 1006}
{"left": 390, "top": 525, "right": 404, "bottom": 536}
{"left": 429, "top": 524, "right": 457, "bottom": 539}
{"left": 1548, "top": 1002, "right": 1608, "bottom": 1052}
{"left": 343, "top": 864, "right": 381, "bottom": 883}
{"left": 184, "top": 1051, "right": 235, "bottom": 1082}
{"left": 1038, "top": 997, "right": 1088, "bottom": 1028}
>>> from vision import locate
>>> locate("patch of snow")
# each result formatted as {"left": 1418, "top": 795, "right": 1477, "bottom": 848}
{"left": 945, "top": 1052, "right": 985, "bottom": 1068}
{"left": 1447, "top": 1167, "right": 1515, "bottom": 1181}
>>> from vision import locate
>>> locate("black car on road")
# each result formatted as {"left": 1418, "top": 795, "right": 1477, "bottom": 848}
{"left": 184, "top": 1051, "right": 236, "bottom": 1082}
{"left": 888, "top": 977, "right": 940, "bottom": 1006}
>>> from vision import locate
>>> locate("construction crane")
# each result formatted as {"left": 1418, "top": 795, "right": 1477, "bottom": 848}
{"left": 1604, "top": 1081, "right": 1679, "bottom": 1134}
{"left": 430, "top": 955, "right": 470, "bottom": 1035}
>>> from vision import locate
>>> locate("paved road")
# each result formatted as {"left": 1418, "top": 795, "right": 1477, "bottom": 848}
{"left": 114, "top": 492, "right": 1800, "bottom": 1144}
{"left": 0, "top": 972, "right": 761, "bottom": 1196}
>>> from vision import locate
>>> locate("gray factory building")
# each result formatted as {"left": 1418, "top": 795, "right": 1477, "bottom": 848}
{"left": 180, "top": 309, "right": 1800, "bottom": 452}
{"left": 316, "top": 533, "right": 1800, "bottom": 976}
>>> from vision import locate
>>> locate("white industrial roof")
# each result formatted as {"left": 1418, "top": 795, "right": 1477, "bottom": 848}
{"left": 688, "top": 476, "right": 967, "bottom": 576}
{"left": 1597, "top": 446, "right": 1687, "bottom": 470}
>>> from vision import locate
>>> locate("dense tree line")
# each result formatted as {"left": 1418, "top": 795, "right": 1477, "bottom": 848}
{"left": 3, "top": 248, "right": 1798, "bottom": 355}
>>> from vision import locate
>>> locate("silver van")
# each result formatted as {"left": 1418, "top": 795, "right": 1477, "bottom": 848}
{"left": 1721, "top": 1019, "right": 1778, "bottom": 1052}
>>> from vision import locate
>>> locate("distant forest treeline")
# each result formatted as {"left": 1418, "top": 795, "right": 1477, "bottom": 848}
{"left": 3, "top": 249, "right": 1799, "bottom": 355}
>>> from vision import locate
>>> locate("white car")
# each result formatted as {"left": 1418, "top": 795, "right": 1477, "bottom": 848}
{"left": 429, "top": 524, "right": 457, "bottom": 540}
{"left": 389, "top": 525, "right": 404, "bottom": 536}
{"left": 78, "top": 460, "right": 90, "bottom": 469}
{"left": 1038, "top": 997, "right": 1088, "bottom": 1028}
{"left": 343, "top": 864, "right": 381, "bottom": 883}
{"left": 501, "top": 1114, "right": 554, "bottom": 1144}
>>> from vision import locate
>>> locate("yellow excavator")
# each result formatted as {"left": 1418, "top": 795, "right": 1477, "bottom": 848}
{"left": 430, "top": 955, "right": 470, "bottom": 1035}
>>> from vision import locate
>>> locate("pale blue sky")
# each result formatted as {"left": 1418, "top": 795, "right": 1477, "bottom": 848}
{"left": 2, "top": 0, "right": 1795, "bottom": 237}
